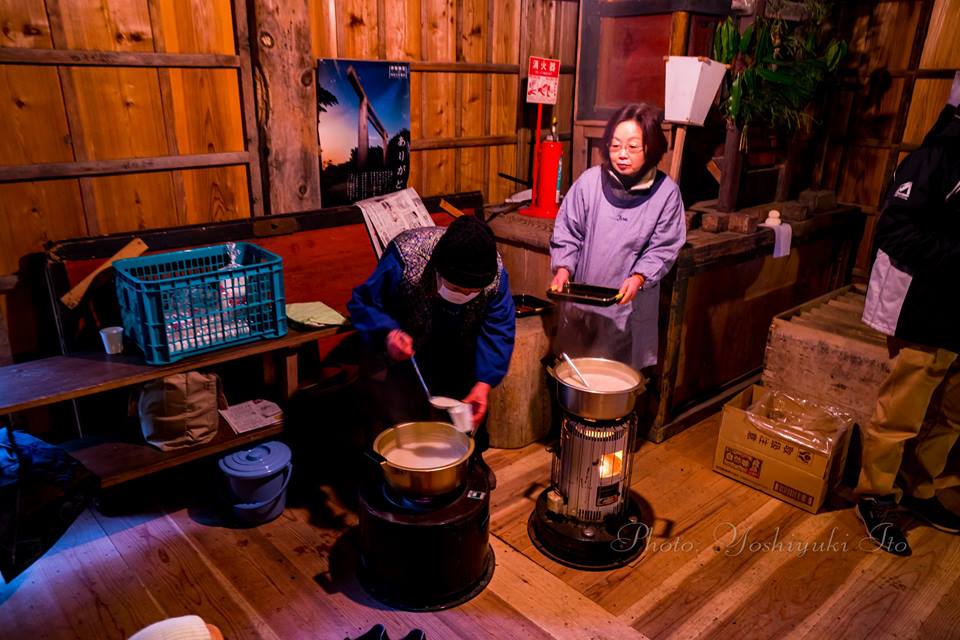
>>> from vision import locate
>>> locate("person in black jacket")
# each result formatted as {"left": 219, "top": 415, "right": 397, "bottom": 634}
{"left": 855, "top": 73, "right": 960, "bottom": 556}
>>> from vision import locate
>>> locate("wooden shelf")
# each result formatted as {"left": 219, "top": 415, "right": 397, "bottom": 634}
{"left": 1, "top": 328, "right": 342, "bottom": 488}
{"left": 0, "top": 326, "right": 342, "bottom": 415}
{"left": 65, "top": 419, "right": 284, "bottom": 489}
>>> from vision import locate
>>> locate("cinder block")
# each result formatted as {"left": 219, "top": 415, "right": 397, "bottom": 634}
{"left": 727, "top": 212, "right": 759, "bottom": 234}
{"left": 701, "top": 212, "right": 730, "bottom": 232}
{"left": 781, "top": 201, "right": 810, "bottom": 221}
{"left": 798, "top": 190, "right": 837, "bottom": 212}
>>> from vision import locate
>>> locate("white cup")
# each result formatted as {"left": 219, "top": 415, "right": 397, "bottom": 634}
{"left": 448, "top": 402, "right": 474, "bottom": 434}
{"left": 99, "top": 326, "right": 124, "bottom": 354}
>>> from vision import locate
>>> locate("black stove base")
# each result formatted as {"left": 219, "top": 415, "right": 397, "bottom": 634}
{"left": 357, "top": 546, "right": 495, "bottom": 612}
{"left": 357, "top": 462, "right": 493, "bottom": 611}
{"left": 528, "top": 489, "right": 647, "bottom": 570}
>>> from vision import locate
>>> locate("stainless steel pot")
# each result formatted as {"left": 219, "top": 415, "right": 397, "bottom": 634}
{"left": 546, "top": 357, "right": 646, "bottom": 420}
{"left": 368, "top": 421, "right": 475, "bottom": 496}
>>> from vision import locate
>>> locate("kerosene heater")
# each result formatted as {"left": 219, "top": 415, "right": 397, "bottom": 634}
{"left": 530, "top": 357, "right": 647, "bottom": 569}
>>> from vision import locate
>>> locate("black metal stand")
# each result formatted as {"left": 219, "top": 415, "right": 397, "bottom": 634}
{"left": 528, "top": 489, "right": 647, "bottom": 570}
{"left": 357, "top": 462, "right": 494, "bottom": 611}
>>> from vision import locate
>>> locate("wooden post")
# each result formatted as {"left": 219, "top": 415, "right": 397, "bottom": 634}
{"left": 651, "top": 267, "right": 689, "bottom": 442}
{"left": 668, "top": 125, "right": 687, "bottom": 183}
{"left": 717, "top": 119, "right": 742, "bottom": 212}
{"left": 667, "top": 9, "right": 690, "bottom": 186}
{"left": 249, "top": 0, "right": 321, "bottom": 214}
{"left": 233, "top": 0, "right": 266, "bottom": 216}
{"left": 775, "top": 130, "right": 801, "bottom": 202}
{"left": 716, "top": 3, "right": 754, "bottom": 213}
{"left": 670, "top": 11, "right": 690, "bottom": 55}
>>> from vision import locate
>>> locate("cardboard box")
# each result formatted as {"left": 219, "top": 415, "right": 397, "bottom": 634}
{"left": 713, "top": 385, "right": 852, "bottom": 513}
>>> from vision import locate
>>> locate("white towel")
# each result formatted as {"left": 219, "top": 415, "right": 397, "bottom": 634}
{"left": 759, "top": 222, "right": 792, "bottom": 258}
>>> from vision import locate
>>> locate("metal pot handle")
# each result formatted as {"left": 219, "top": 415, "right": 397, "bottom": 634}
{"left": 364, "top": 448, "right": 388, "bottom": 466}
{"left": 362, "top": 448, "right": 389, "bottom": 486}
{"left": 543, "top": 354, "right": 562, "bottom": 379}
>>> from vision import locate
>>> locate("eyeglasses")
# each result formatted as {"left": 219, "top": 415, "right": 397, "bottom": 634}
{"left": 609, "top": 141, "right": 644, "bottom": 155}
{"left": 608, "top": 142, "right": 643, "bottom": 156}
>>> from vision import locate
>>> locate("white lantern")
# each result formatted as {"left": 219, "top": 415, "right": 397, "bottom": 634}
{"left": 664, "top": 56, "right": 728, "bottom": 126}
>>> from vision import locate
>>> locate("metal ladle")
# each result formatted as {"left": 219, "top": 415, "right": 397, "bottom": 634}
{"left": 411, "top": 356, "right": 472, "bottom": 431}
{"left": 561, "top": 352, "right": 591, "bottom": 389}
{"left": 410, "top": 355, "right": 433, "bottom": 402}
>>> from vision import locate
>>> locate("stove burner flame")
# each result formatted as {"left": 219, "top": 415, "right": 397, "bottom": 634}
{"left": 381, "top": 482, "right": 460, "bottom": 512}
{"left": 598, "top": 450, "right": 623, "bottom": 479}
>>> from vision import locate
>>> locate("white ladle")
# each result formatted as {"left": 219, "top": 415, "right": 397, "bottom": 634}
{"left": 410, "top": 356, "right": 474, "bottom": 432}
{"left": 561, "top": 352, "right": 591, "bottom": 388}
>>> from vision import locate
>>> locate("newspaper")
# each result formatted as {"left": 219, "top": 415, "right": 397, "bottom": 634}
{"left": 219, "top": 399, "right": 283, "bottom": 434}
{"left": 355, "top": 187, "right": 435, "bottom": 258}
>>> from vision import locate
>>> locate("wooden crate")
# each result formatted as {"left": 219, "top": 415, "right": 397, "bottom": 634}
{"left": 762, "top": 285, "right": 890, "bottom": 427}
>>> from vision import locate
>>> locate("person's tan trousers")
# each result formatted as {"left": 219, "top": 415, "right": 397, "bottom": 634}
{"left": 856, "top": 341, "right": 960, "bottom": 501}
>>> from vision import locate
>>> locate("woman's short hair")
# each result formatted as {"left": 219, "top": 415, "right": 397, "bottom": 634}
{"left": 601, "top": 103, "right": 668, "bottom": 173}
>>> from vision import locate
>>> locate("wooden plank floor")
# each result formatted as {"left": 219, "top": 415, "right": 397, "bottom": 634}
{"left": 3, "top": 413, "right": 960, "bottom": 639}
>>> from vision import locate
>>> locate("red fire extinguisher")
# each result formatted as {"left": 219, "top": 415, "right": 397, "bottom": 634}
{"left": 521, "top": 119, "right": 563, "bottom": 219}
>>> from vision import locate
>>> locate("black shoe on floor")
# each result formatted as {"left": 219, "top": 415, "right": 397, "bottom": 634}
{"left": 856, "top": 495, "right": 912, "bottom": 557}
{"left": 349, "top": 624, "right": 389, "bottom": 640}
{"left": 902, "top": 495, "right": 960, "bottom": 534}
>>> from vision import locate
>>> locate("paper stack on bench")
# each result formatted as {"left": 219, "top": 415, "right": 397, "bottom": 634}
{"left": 220, "top": 399, "right": 283, "bottom": 434}
{"left": 356, "top": 187, "right": 435, "bottom": 258}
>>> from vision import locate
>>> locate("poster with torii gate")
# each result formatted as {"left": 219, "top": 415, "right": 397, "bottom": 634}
{"left": 316, "top": 59, "right": 411, "bottom": 206}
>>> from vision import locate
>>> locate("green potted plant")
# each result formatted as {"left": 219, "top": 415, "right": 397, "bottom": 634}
{"left": 712, "top": 0, "right": 846, "bottom": 210}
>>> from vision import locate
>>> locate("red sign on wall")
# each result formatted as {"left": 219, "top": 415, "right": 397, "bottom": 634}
{"left": 526, "top": 56, "right": 560, "bottom": 105}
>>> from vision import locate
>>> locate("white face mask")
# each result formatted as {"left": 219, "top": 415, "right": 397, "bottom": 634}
{"left": 437, "top": 275, "right": 480, "bottom": 305}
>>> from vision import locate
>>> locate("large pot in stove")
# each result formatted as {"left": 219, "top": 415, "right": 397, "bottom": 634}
{"left": 547, "top": 357, "right": 646, "bottom": 420}
{"left": 368, "top": 421, "right": 475, "bottom": 497}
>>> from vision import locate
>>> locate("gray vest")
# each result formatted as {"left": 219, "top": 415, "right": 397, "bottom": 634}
{"left": 391, "top": 226, "right": 503, "bottom": 350}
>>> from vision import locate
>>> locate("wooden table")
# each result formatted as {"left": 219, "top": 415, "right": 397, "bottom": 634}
{"left": 1, "top": 326, "right": 340, "bottom": 488}
{"left": 490, "top": 204, "right": 865, "bottom": 442}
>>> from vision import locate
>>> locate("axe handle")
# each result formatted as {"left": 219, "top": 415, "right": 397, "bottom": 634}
{"left": 439, "top": 199, "right": 465, "bottom": 218}
{"left": 59, "top": 237, "right": 148, "bottom": 309}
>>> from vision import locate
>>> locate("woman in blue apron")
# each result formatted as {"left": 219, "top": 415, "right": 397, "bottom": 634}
{"left": 550, "top": 103, "right": 686, "bottom": 371}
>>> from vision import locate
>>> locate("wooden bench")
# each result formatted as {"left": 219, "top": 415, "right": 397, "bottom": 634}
{"left": 0, "top": 327, "right": 337, "bottom": 487}
{"left": 3, "top": 192, "right": 483, "bottom": 488}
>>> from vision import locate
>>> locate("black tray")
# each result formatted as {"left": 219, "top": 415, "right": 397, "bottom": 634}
{"left": 546, "top": 282, "right": 622, "bottom": 307}
{"left": 512, "top": 294, "right": 554, "bottom": 317}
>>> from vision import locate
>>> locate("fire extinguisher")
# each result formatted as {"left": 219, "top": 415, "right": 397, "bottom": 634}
{"left": 521, "top": 121, "right": 564, "bottom": 219}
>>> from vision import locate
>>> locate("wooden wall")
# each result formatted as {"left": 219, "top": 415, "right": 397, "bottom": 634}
{"left": 813, "top": 0, "right": 960, "bottom": 277}
{"left": 0, "top": 0, "right": 578, "bottom": 360}
{"left": 0, "top": 0, "right": 578, "bottom": 271}
{"left": 0, "top": 0, "right": 257, "bottom": 276}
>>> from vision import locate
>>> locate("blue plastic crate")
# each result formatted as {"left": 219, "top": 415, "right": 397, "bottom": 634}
{"left": 114, "top": 242, "right": 287, "bottom": 364}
